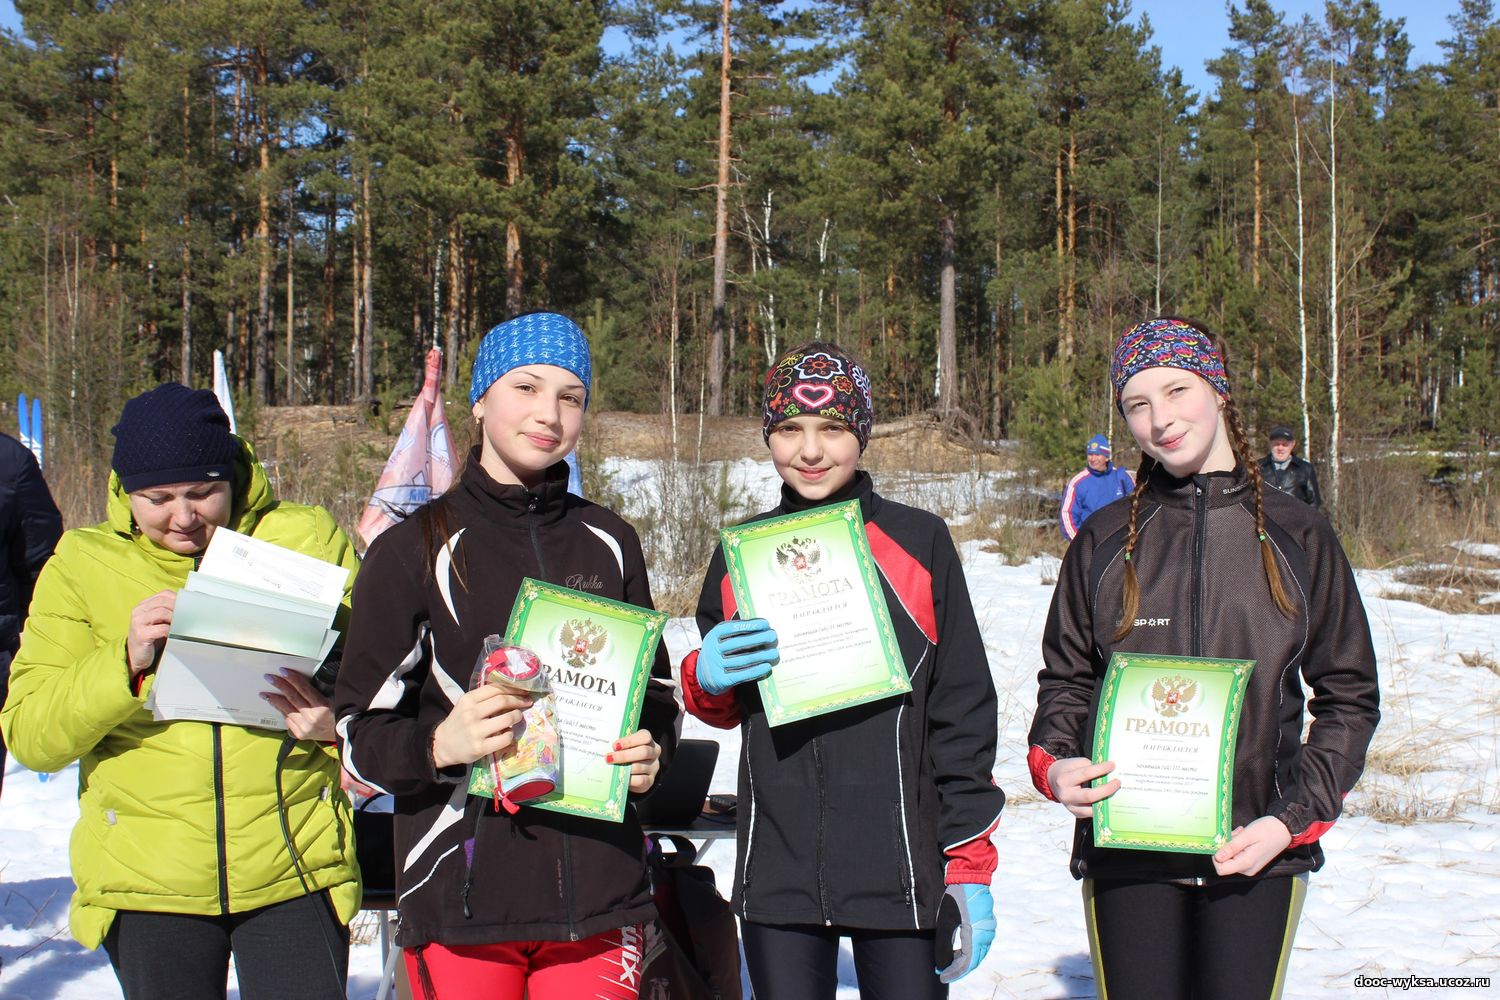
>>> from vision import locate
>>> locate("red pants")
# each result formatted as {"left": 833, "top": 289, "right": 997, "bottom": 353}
{"left": 404, "top": 924, "right": 646, "bottom": 1000}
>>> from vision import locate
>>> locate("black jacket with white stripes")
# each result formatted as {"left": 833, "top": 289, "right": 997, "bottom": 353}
{"left": 335, "top": 456, "right": 677, "bottom": 948}
{"left": 1028, "top": 465, "right": 1380, "bottom": 883}
{"left": 682, "top": 472, "right": 1006, "bottom": 930}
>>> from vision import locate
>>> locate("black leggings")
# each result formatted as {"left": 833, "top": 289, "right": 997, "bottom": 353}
{"left": 1083, "top": 876, "right": 1307, "bottom": 1000}
{"left": 741, "top": 921, "right": 947, "bottom": 1000}
{"left": 103, "top": 890, "right": 349, "bottom": 1000}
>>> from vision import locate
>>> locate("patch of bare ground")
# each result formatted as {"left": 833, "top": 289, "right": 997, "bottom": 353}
{"left": 1386, "top": 563, "right": 1500, "bottom": 616}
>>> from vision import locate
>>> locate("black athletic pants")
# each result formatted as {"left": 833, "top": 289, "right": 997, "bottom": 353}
{"left": 1083, "top": 876, "right": 1308, "bottom": 1000}
{"left": 103, "top": 890, "right": 350, "bottom": 1000}
{"left": 741, "top": 921, "right": 947, "bottom": 1000}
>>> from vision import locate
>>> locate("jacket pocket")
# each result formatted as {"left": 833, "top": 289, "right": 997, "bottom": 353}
{"left": 890, "top": 804, "right": 914, "bottom": 909}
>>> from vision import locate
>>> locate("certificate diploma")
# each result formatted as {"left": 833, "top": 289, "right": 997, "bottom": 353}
{"left": 1091, "top": 653, "right": 1254, "bottom": 853}
{"left": 720, "top": 499, "right": 910, "bottom": 727}
{"left": 467, "top": 579, "right": 667, "bottom": 822}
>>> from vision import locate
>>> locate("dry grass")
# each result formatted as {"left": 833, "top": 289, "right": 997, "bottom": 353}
{"left": 581, "top": 413, "right": 759, "bottom": 618}
{"left": 1459, "top": 650, "right": 1500, "bottom": 676}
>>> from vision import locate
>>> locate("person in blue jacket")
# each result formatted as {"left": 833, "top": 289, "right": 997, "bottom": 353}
{"left": 1059, "top": 434, "right": 1133, "bottom": 541}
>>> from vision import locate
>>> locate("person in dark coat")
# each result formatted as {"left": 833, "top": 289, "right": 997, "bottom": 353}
{"left": 0, "top": 430, "right": 63, "bottom": 797}
{"left": 1258, "top": 425, "right": 1321, "bottom": 507}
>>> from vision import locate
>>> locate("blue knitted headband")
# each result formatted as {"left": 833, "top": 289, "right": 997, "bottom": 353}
{"left": 469, "top": 312, "right": 593, "bottom": 407}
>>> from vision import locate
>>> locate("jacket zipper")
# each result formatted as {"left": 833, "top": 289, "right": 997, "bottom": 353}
{"left": 526, "top": 493, "right": 576, "bottom": 938}
{"left": 1190, "top": 483, "right": 1212, "bottom": 882}
{"left": 812, "top": 736, "right": 832, "bottom": 926}
{"left": 1192, "top": 483, "right": 1206, "bottom": 658}
{"left": 561, "top": 817, "right": 579, "bottom": 940}
{"left": 212, "top": 723, "right": 229, "bottom": 914}
{"left": 526, "top": 493, "right": 548, "bottom": 580}
{"left": 460, "top": 806, "right": 483, "bottom": 919}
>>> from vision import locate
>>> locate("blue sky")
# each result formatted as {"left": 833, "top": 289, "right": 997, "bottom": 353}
{"left": 0, "top": 0, "right": 1466, "bottom": 102}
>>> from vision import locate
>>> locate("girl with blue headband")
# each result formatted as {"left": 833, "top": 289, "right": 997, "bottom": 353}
{"left": 335, "top": 313, "right": 677, "bottom": 1000}
{"left": 1028, "top": 317, "right": 1380, "bottom": 1000}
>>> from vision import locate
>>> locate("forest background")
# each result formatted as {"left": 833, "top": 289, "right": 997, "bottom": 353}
{"left": 2, "top": 0, "right": 1498, "bottom": 566}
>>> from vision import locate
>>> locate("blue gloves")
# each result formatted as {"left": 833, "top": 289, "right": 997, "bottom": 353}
{"left": 935, "top": 884, "right": 995, "bottom": 983}
{"left": 695, "top": 618, "right": 779, "bottom": 696}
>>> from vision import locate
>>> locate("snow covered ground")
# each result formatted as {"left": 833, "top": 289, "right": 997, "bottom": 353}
{"left": 2, "top": 459, "right": 1498, "bottom": 998}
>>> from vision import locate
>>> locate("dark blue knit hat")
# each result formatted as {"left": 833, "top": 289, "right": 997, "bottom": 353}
{"left": 111, "top": 383, "right": 239, "bottom": 493}
{"left": 469, "top": 312, "right": 592, "bottom": 407}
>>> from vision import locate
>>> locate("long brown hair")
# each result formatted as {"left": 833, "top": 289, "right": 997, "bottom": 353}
{"left": 1111, "top": 329, "right": 1297, "bottom": 642}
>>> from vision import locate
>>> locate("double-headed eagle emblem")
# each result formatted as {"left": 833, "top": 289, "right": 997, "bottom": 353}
{"left": 1151, "top": 675, "right": 1198, "bottom": 717}
{"left": 559, "top": 618, "right": 608, "bottom": 670}
{"left": 775, "top": 536, "right": 823, "bottom": 578}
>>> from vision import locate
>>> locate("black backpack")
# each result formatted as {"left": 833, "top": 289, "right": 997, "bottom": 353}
{"left": 640, "top": 834, "right": 742, "bottom": 1000}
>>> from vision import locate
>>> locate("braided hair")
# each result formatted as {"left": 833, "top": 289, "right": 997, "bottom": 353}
{"left": 1110, "top": 319, "right": 1297, "bottom": 641}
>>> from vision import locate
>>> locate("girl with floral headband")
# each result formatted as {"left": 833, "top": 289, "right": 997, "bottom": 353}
{"left": 681, "top": 341, "right": 1006, "bottom": 1000}
{"left": 1028, "top": 317, "right": 1380, "bottom": 1000}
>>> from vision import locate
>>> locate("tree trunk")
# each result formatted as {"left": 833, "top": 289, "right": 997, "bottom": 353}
{"left": 1154, "top": 131, "right": 1164, "bottom": 314}
{"left": 254, "top": 50, "right": 274, "bottom": 406}
{"left": 1293, "top": 91, "right": 1311, "bottom": 452}
{"left": 286, "top": 222, "right": 295, "bottom": 403}
{"left": 1327, "top": 58, "right": 1341, "bottom": 514}
{"left": 109, "top": 50, "right": 120, "bottom": 274}
{"left": 323, "top": 192, "right": 337, "bottom": 403}
{"left": 352, "top": 223, "right": 362, "bottom": 401}
{"left": 1055, "top": 144, "right": 1065, "bottom": 355}
{"left": 707, "top": 0, "right": 733, "bottom": 417}
{"left": 1066, "top": 130, "right": 1077, "bottom": 355}
{"left": 361, "top": 169, "right": 374, "bottom": 400}
{"left": 669, "top": 258, "right": 680, "bottom": 456}
{"left": 1252, "top": 134, "right": 1263, "bottom": 289}
{"left": 447, "top": 218, "right": 463, "bottom": 385}
{"left": 506, "top": 120, "right": 525, "bottom": 316}
{"left": 993, "top": 179, "right": 1004, "bottom": 437}
{"left": 938, "top": 214, "right": 957, "bottom": 414}
{"left": 180, "top": 81, "right": 192, "bottom": 384}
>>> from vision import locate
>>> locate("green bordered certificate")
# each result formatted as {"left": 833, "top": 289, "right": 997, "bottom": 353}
{"left": 467, "top": 579, "right": 667, "bottom": 822}
{"left": 720, "top": 499, "right": 910, "bottom": 727}
{"left": 1091, "top": 652, "right": 1255, "bottom": 853}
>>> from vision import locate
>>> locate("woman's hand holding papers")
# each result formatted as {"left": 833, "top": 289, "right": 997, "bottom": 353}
{"left": 262, "top": 669, "right": 337, "bottom": 742}
{"left": 126, "top": 590, "right": 177, "bottom": 679}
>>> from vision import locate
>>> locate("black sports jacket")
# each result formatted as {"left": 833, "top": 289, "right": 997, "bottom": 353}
{"left": 1028, "top": 466, "right": 1379, "bottom": 883}
{"left": 335, "top": 457, "right": 677, "bottom": 948}
{"left": 683, "top": 472, "right": 1006, "bottom": 930}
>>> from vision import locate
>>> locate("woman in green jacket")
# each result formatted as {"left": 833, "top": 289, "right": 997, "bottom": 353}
{"left": 0, "top": 384, "right": 361, "bottom": 1000}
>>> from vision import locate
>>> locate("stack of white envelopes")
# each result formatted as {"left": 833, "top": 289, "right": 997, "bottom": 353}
{"left": 147, "top": 527, "right": 351, "bottom": 730}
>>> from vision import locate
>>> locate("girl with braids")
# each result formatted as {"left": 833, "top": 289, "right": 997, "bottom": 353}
{"left": 1027, "top": 317, "right": 1380, "bottom": 1000}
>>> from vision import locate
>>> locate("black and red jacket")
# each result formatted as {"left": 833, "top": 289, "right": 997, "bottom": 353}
{"left": 1028, "top": 465, "right": 1380, "bottom": 883}
{"left": 682, "top": 472, "right": 1005, "bottom": 930}
{"left": 334, "top": 456, "right": 677, "bottom": 948}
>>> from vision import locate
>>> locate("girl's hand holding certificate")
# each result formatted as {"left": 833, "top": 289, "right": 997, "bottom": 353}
{"left": 607, "top": 729, "right": 663, "bottom": 794}
{"left": 1212, "top": 815, "right": 1292, "bottom": 877}
{"left": 1046, "top": 756, "right": 1120, "bottom": 819}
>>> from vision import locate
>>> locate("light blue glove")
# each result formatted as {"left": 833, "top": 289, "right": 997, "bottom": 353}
{"left": 696, "top": 618, "right": 779, "bottom": 696}
{"left": 935, "top": 884, "right": 995, "bottom": 983}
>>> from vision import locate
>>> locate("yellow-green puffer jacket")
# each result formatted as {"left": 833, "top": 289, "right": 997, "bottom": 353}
{"left": 0, "top": 439, "right": 361, "bottom": 949}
